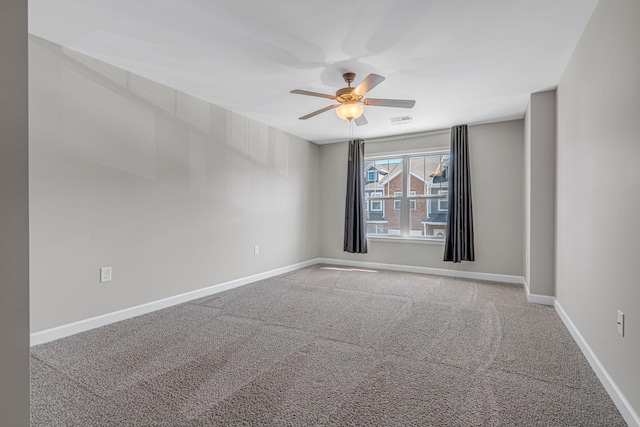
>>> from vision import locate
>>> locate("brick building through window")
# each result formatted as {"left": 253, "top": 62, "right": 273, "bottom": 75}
{"left": 364, "top": 153, "right": 449, "bottom": 239}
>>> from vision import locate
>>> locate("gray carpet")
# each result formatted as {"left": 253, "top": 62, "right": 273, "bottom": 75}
{"left": 31, "top": 264, "right": 626, "bottom": 426}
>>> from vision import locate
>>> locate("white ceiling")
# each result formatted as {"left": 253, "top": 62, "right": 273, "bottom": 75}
{"left": 29, "top": 0, "right": 598, "bottom": 144}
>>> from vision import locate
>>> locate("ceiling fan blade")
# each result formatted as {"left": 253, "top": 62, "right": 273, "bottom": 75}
{"left": 364, "top": 98, "right": 416, "bottom": 108}
{"left": 354, "top": 114, "right": 368, "bottom": 126}
{"left": 299, "top": 104, "right": 340, "bottom": 120}
{"left": 291, "top": 89, "right": 336, "bottom": 100}
{"left": 353, "top": 74, "right": 385, "bottom": 96}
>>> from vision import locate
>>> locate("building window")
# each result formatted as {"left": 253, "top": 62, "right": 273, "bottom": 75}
{"left": 365, "top": 151, "right": 449, "bottom": 240}
{"left": 367, "top": 170, "right": 377, "bottom": 183}
{"left": 367, "top": 223, "right": 384, "bottom": 234}
{"left": 438, "top": 190, "right": 448, "bottom": 211}
{"left": 368, "top": 190, "right": 383, "bottom": 212}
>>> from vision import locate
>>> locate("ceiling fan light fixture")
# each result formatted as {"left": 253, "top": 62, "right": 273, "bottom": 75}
{"left": 336, "top": 102, "right": 364, "bottom": 121}
{"left": 292, "top": 72, "right": 414, "bottom": 124}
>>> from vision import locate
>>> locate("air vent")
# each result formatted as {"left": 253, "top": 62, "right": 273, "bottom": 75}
{"left": 390, "top": 116, "right": 412, "bottom": 125}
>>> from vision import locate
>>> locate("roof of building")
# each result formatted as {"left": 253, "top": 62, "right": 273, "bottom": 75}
{"left": 425, "top": 213, "right": 448, "bottom": 224}
{"left": 364, "top": 155, "right": 449, "bottom": 192}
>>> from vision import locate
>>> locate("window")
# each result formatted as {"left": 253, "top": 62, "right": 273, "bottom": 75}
{"left": 365, "top": 152, "right": 449, "bottom": 241}
{"left": 369, "top": 190, "right": 383, "bottom": 212}
{"left": 367, "top": 223, "right": 384, "bottom": 234}
{"left": 367, "top": 170, "right": 377, "bottom": 183}
{"left": 438, "top": 190, "right": 448, "bottom": 211}
{"left": 409, "top": 191, "right": 417, "bottom": 210}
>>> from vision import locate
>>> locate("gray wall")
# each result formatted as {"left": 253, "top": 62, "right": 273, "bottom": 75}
{"left": 319, "top": 120, "right": 524, "bottom": 277}
{"left": 524, "top": 90, "right": 556, "bottom": 296}
{"left": 29, "top": 36, "right": 320, "bottom": 333}
{"left": 0, "top": 0, "right": 30, "bottom": 425}
{"left": 556, "top": 0, "right": 640, "bottom": 415}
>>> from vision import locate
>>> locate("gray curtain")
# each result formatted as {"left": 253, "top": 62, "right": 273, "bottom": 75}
{"left": 343, "top": 139, "right": 368, "bottom": 253}
{"left": 444, "top": 125, "right": 475, "bottom": 262}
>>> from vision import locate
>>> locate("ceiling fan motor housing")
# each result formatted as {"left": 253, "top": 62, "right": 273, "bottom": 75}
{"left": 336, "top": 87, "right": 363, "bottom": 104}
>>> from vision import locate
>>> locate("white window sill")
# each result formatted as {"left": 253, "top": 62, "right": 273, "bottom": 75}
{"left": 367, "top": 235, "right": 445, "bottom": 245}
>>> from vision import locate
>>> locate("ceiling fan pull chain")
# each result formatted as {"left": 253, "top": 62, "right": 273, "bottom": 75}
{"left": 349, "top": 119, "right": 354, "bottom": 142}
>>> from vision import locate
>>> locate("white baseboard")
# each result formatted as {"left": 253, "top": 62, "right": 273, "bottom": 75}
{"left": 317, "top": 257, "right": 525, "bottom": 285}
{"left": 30, "top": 257, "right": 525, "bottom": 346}
{"left": 527, "top": 293, "right": 555, "bottom": 306}
{"left": 555, "top": 301, "right": 640, "bottom": 427}
{"left": 522, "top": 278, "right": 555, "bottom": 306}
{"left": 30, "top": 258, "right": 320, "bottom": 347}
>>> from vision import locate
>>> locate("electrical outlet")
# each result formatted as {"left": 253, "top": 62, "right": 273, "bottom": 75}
{"left": 254, "top": 245, "right": 260, "bottom": 255}
{"left": 617, "top": 310, "right": 624, "bottom": 337}
{"left": 100, "top": 267, "right": 112, "bottom": 283}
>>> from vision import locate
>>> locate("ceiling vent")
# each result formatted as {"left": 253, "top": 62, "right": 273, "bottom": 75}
{"left": 390, "top": 116, "right": 412, "bottom": 125}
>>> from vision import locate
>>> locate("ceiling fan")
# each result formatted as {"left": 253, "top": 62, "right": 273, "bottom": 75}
{"left": 291, "top": 72, "right": 415, "bottom": 126}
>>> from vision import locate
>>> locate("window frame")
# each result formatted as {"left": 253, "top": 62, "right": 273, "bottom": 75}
{"left": 365, "top": 149, "right": 449, "bottom": 244}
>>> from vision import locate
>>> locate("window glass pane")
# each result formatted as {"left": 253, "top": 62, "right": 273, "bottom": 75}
{"left": 364, "top": 157, "right": 402, "bottom": 237}
{"left": 412, "top": 191, "right": 447, "bottom": 239}
{"left": 365, "top": 157, "right": 401, "bottom": 198}
{"left": 410, "top": 215, "right": 447, "bottom": 238}
{"left": 408, "top": 197, "right": 426, "bottom": 237}
{"left": 410, "top": 154, "right": 450, "bottom": 196}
